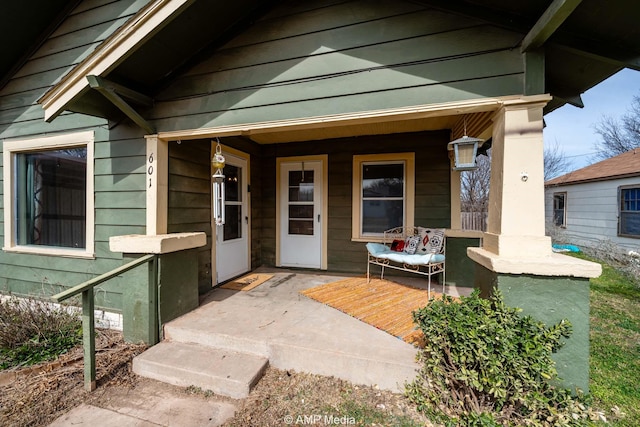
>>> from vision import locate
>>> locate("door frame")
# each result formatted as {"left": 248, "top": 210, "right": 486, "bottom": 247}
{"left": 276, "top": 155, "right": 328, "bottom": 270}
{"left": 212, "top": 145, "right": 251, "bottom": 283}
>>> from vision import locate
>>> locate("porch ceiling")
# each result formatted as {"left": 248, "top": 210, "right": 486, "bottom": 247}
{"left": 8, "top": 1, "right": 639, "bottom": 126}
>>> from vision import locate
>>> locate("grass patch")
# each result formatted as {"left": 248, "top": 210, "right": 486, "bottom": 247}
{"left": 321, "top": 399, "right": 424, "bottom": 426}
{"left": 0, "top": 297, "right": 82, "bottom": 369}
{"left": 578, "top": 254, "right": 640, "bottom": 426}
{"left": 225, "top": 368, "right": 430, "bottom": 426}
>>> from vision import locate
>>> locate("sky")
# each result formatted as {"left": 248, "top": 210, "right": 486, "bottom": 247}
{"left": 543, "top": 68, "right": 640, "bottom": 174}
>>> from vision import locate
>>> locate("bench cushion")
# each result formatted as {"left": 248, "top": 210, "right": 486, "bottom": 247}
{"left": 366, "top": 242, "right": 445, "bottom": 265}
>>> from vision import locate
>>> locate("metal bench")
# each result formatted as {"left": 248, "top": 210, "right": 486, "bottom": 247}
{"left": 366, "top": 226, "right": 446, "bottom": 298}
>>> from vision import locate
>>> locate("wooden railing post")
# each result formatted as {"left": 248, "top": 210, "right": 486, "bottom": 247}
{"left": 52, "top": 254, "right": 157, "bottom": 392}
{"left": 82, "top": 287, "right": 96, "bottom": 391}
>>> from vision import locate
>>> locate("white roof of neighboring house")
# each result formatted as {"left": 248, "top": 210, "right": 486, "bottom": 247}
{"left": 545, "top": 149, "right": 640, "bottom": 187}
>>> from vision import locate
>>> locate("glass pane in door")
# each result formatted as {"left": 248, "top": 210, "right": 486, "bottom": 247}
{"left": 225, "top": 165, "right": 240, "bottom": 202}
{"left": 288, "top": 170, "right": 314, "bottom": 235}
{"left": 223, "top": 164, "right": 242, "bottom": 241}
{"left": 224, "top": 204, "right": 241, "bottom": 240}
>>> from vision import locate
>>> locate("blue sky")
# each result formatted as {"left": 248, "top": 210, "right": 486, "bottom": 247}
{"left": 543, "top": 68, "right": 640, "bottom": 173}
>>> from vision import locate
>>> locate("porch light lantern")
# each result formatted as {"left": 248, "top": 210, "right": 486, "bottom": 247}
{"left": 212, "top": 140, "right": 226, "bottom": 225}
{"left": 447, "top": 118, "right": 483, "bottom": 171}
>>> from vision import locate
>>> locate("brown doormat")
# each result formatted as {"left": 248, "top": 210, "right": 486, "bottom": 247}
{"left": 301, "top": 277, "right": 446, "bottom": 347}
{"left": 220, "top": 273, "right": 274, "bottom": 291}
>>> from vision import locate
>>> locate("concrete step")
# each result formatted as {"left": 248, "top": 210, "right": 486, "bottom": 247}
{"left": 164, "top": 323, "right": 269, "bottom": 357}
{"left": 163, "top": 317, "right": 419, "bottom": 393}
{"left": 133, "top": 341, "right": 268, "bottom": 399}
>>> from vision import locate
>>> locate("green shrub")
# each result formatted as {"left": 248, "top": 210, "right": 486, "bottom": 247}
{"left": 0, "top": 297, "right": 82, "bottom": 369}
{"left": 406, "top": 290, "right": 596, "bottom": 426}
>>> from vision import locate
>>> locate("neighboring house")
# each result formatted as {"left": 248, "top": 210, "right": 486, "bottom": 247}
{"left": 545, "top": 149, "right": 640, "bottom": 252}
{"left": 1, "top": 0, "right": 636, "bottom": 391}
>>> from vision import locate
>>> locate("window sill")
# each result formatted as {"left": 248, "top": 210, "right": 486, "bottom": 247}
{"left": 351, "top": 236, "right": 384, "bottom": 243}
{"left": 353, "top": 229, "right": 484, "bottom": 242}
{"left": 2, "top": 245, "right": 95, "bottom": 259}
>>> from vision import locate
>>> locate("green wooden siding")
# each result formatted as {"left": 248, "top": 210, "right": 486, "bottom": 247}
{"left": 152, "top": 0, "right": 524, "bottom": 132}
{"left": 167, "top": 141, "right": 213, "bottom": 293}
{"left": 0, "top": 0, "right": 148, "bottom": 310}
{"left": 254, "top": 131, "right": 451, "bottom": 273}
{"left": 0, "top": 0, "right": 536, "bottom": 308}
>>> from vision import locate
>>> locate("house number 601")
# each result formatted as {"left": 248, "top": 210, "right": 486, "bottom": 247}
{"left": 148, "top": 153, "right": 154, "bottom": 188}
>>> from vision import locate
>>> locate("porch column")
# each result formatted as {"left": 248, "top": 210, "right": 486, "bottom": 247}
{"left": 145, "top": 135, "right": 168, "bottom": 235}
{"left": 467, "top": 96, "right": 601, "bottom": 394}
{"left": 483, "top": 100, "right": 550, "bottom": 257}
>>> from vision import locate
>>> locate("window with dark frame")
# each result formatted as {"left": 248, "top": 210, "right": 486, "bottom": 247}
{"left": 553, "top": 192, "right": 566, "bottom": 227}
{"left": 361, "top": 162, "right": 404, "bottom": 235}
{"left": 619, "top": 186, "right": 640, "bottom": 237}
{"left": 15, "top": 148, "right": 87, "bottom": 249}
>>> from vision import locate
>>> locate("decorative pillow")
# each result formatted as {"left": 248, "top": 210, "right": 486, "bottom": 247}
{"left": 404, "top": 235, "right": 421, "bottom": 254}
{"left": 416, "top": 228, "right": 445, "bottom": 254}
{"left": 390, "top": 239, "right": 405, "bottom": 252}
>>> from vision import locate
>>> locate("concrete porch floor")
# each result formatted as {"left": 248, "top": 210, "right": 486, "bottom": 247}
{"left": 134, "top": 268, "right": 473, "bottom": 396}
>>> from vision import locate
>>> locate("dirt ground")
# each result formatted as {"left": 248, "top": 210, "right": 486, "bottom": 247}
{"left": 0, "top": 330, "right": 432, "bottom": 427}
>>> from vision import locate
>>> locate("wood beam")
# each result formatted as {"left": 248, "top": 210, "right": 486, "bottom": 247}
{"left": 554, "top": 42, "right": 640, "bottom": 72}
{"left": 521, "top": 0, "right": 583, "bottom": 52}
{"left": 416, "top": 0, "right": 639, "bottom": 70}
{"left": 524, "top": 49, "right": 545, "bottom": 95}
{"left": 87, "top": 75, "right": 155, "bottom": 134}
{"left": 89, "top": 75, "right": 154, "bottom": 107}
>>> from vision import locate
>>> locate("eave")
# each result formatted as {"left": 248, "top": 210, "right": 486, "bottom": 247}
{"left": 37, "top": 0, "right": 193, "bottom": 122}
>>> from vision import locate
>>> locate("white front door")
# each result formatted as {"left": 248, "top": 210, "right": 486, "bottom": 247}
{"left": 279, "top": 160, "right": 322, "bottom": 268}
{"left": 215, "top": 152, "right": 249, "bottom": 284}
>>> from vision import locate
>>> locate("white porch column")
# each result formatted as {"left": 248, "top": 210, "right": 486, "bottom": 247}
{"left": 145, "top": 135, "right": 168, "bottom": 235}
{"left": 483, "top": 100, "right": 551, "bottom": 257}
{"left": 467, "top": 96, "right": 600, "bottom": 277}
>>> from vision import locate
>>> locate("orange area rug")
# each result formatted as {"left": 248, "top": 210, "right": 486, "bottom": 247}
{"left": 301, "top": 277, "right": 444, "bottom": 346}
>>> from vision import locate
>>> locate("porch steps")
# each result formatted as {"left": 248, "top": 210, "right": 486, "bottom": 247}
{"left": 133, "top": 271, "right": 423, "bottom": 396}
{"left": 163, "top": 319, "right": 420, "bottom": 393}
{"left": 132, "top": 341, "right": 268, "bottom": 399}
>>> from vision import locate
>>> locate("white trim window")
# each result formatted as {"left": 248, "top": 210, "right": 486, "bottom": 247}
{"left": 553, "top": 192, "right": 567, "bottom": 227}
{"left": 3, "top": 132, "right": 95, "bottom": 258}
{"left": 352, "top": 153, "right": 415, "bottom": 240}
{"left": 619, "top": 186, "right": 640, "bottom": 238}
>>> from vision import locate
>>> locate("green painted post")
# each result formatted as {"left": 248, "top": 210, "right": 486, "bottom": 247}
{"left": 82, "top": 288, "right": 96, "bottom": 391}
{"left": 149, "top": 255, "right": 159, "bottom": 344}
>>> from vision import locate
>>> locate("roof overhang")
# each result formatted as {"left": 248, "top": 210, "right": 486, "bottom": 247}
{"left": 35, "top": 0, "right": 639, "bottom": 128}
{"left": 38, "top": 0, "right": 193, "bottom": 122}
